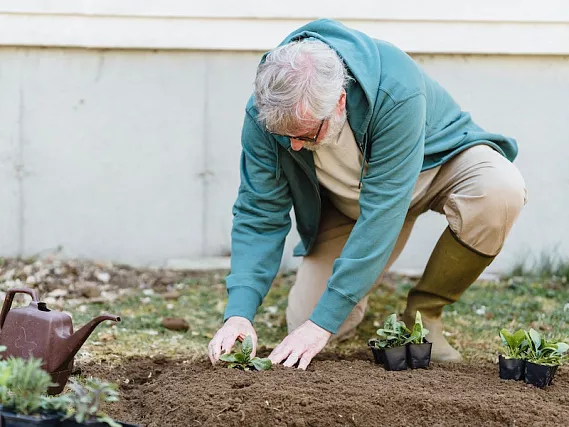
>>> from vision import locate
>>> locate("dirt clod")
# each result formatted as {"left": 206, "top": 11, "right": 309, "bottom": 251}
{"left": 161, "top": 317, "right": 189, "bottom": 331}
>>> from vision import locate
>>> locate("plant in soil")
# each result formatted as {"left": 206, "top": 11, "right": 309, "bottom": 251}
{"left": 405, "top": 311, "right": 432, "bottom": 369}
{"left": 523, "top": 328, "right": 569, "bottom": 388}
{"left": 219, "top": 336, "right": 272, "bottom": 371}
{"left": 61, "top": 377, "right": 123, "bottom": 426}
{"left": 498, "top": 328, "right": 529, "bottom": 381}
{"left": 0, "top": 355, "right": 63, "bottom": 426}
{"left": 368, "top": 313, "right": 410, "bottom": 371}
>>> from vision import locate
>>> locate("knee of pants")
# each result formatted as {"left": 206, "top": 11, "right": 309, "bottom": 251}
{"left": 446, "top": 171, "right": 527, "bottom": 255}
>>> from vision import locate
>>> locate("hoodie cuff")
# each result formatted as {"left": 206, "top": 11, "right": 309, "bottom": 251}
{"left": 309, "top": 288, "right": 357, "bottom": 334}
{"left": 223, "top": 286, "right": 262, "bottom": 324}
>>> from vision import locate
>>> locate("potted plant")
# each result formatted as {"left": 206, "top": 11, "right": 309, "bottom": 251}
{"left": 61, "top": 377, "right": 139, "bottom": 427}
{"left": 0, "top": 356, "right": 62, "bottom": 426}
{"left": 405, "top": 312, "right": 432, "bottom": 369}
{"left": 523, "top": 328, "right": 569, "bottom": 388}
{"left": 368, "top": 313, "right": 409, "bottom": 371}
{"left": 219, "top": 336, "right": 272, "bottom": 371}
{"left": 498, "top": 328, "right": 528, "bottom": 381}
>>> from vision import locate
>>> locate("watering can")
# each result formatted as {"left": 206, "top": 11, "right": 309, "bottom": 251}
{"left": 0, "top": 288, "right": 120, "bottom": 394}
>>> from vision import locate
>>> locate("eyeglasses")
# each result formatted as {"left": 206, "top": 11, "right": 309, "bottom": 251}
{"left": 270, "top": 119, "right": 325, "bottom": 143}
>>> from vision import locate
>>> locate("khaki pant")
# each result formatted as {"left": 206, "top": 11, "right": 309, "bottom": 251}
{"left": 286, "top": 145, "right": 527, "bottom": 337}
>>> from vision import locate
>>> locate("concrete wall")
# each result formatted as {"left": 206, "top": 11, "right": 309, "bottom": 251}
{"left": 0, "top": 47, "right": 568, "bottom": 273}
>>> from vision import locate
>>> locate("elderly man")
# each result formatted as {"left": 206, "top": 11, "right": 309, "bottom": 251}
{"left": 208, "top": 19, "right": 526, "bottom": 369}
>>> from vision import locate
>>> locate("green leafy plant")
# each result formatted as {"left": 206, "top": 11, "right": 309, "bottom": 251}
{"left": 499, "top": 328, "right": 529, "bottom": 359}
{"left": 64, "top": 377, "right": 121, "bottom": 427}
{"left": 369, "top": 313, "right": 410, "bottom": 348}
{"left": 219, "top": 336, "right": 272, "bottom": 371}
{"left": 524, "top": 328, "right": 569, "bottom": 366}
{"left": 40, "top": 393, "right": 72, "bottom": 413}
{"left": 0, "top": 350, "right": 12, "bottom": 406}
{"left": 405, "top": 311, "right": 430, "bottom": 345}
{"left": 1, "top": 356, "right": 55, "bottom": 415}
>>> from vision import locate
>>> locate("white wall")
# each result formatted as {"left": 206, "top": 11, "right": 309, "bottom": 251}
{"left": 1, "top": 1, "right": 568, "bottom": 273}
{"left": 1, "top": 48, "right": 568, "bottom": 273}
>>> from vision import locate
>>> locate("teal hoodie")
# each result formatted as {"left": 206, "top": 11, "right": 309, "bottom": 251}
{"left": 224, "top": 19, "right": 517, "bottom": 333}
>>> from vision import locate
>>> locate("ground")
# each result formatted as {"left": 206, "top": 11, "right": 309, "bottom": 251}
{"left": 1, "top": 257, "right": 569, "bottom": 426}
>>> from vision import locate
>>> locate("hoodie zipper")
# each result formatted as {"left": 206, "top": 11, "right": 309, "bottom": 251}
{"left": 357, "top": 133, "right": 369, "bottom": 189}
{"left": 287, "top": 147, "right": 321, "bottom": 252}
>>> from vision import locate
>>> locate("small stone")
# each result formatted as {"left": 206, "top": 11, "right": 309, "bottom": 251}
{"left": 47, "top": 289, "right": 68, "bottom": 298}
{"left": 161, "top": 317, "right": 189, "bottom": 331}
{"left": 161, "top": 291, "right": 180, "bottom": 300}
{"left": 98, "top": 332, "right": 116, "bottom": 342}
{"left": 78, "top": 283, "right": 101, "bottom": 298}
{"left": 96, "top": 272, "right": 111, "bottom": 283}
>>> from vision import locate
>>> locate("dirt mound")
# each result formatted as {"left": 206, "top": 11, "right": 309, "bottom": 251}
{"left": 83, "top": 352, "right": 569, "bottom": 427}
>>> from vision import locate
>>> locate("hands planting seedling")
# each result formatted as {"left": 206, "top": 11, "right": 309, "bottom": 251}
{"left": 219, "top": 336, "right": 272, "bottom": 371}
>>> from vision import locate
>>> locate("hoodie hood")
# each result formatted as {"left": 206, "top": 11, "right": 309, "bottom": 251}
{"left": 258, "top": 19, "right": 381, "bottom": 145}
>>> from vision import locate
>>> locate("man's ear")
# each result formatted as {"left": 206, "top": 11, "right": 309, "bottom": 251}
{"left": 337, "top": 89, "right": 347, "bottom": 113}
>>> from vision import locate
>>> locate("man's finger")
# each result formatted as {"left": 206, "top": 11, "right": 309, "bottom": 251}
{"left": 221, "top": 333, "right": 238, "bottom": 355}
{"left": 268, "top": 343, "right": 293, "bottom": 364}
{"left": 208, "top": 338, "right": 222, "bottom": 365}
{"left": 283, "top": 351, "right": 301, "bottom": 368}
{"left": 297, "top": 353, "right": 313, "bottom": 370}
{"left": 250, "top": 334, "right": 258, "bottom": 359}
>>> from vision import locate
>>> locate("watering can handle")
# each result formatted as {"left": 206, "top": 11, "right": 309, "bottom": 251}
{"left": 0, "top": 288, "right": 40, "bottom": 329}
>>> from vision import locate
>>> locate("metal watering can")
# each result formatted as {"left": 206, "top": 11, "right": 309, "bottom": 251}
{"left": 0, "top": 288, "right": 120, "bottom": 394}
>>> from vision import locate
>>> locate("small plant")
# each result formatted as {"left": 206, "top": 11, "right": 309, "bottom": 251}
{"left": 498, "top": 326, "right": 569, "bottom": 387}
{"left": 499, "top": 328, "right": 528, "bottom": 359}
{"left": 1, "top": 356, "right": 55, "bottom": 415}
{"left": 405, "top": 311, "right": 430, "bottom": 345}
{"left": 219, "top": 336, "right": 272, "bottom": 371}
{"left": 64, "top": 377, "right": 122, "bottom": 427}
{"left": 40, "top": 393, "right": 72, "bottom": 413}
{"left": 368, "top": 313, "right": 420, "bottom": 371}
{"left": 498, "top": 328, "right": 529, "bottom": 381}
{"left": 525, "top": 328, "right": 569, "bottom": 366}
{"left": 370, "top": 313, "right": 410, "bottom": 349}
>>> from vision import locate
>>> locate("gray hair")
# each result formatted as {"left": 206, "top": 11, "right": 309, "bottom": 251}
{"left": 254, "top": 39, "right": 351, "bottom": 134}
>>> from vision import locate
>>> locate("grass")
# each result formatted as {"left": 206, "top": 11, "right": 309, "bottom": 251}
{"left": 510, "top": 250, "right": 569, "bottom": 283}
{"left": 67, "top": 269, "right": 569, "bottom": 365}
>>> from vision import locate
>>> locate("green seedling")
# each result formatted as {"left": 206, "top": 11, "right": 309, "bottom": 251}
{"left": 499, "top": 328, "right": 529, "bottom": 359}
{"left": 405, "top": 311, "right": 430, "bottom": 345}
{"left": 1, "top": 356, "right": 56, "bottom": 415}
{"left": 370, "top": 313, "right": 410, "bottom": 349}
{"left": 64, "top": 377, "right": 121, "bottom": 427}
{"left": 524, "top": 328, "right": 569, "bottom": 366}
{"left": 219, "top": 336, "right": 272, "bottom": 371}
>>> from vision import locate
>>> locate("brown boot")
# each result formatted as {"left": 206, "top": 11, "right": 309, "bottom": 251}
{"left": 402, "top": 228, "right": 495, "bottom": 362}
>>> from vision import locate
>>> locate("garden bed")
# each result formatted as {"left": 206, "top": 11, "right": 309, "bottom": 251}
{"left": 86, "top": 350, "right": 569, "bottom": 427}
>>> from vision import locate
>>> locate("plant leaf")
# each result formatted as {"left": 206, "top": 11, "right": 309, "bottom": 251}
{"left": 415, "top": 311, "right": 423, "bottom": 328}
{"left": 250, "top": 357, "right": 272, "bottom": 371}
{"left": 234, "top": 353, "right": 248, "bottom": 363}
{"left": 219, "top": 353, "right": 238, "bottom": 363}
{"left": 529, "top": 328, "right": 542, "bottom": 350}
{"left": 555, "top": 342, "right": 569, "bottom": 355}
{"left": 242, "top": 336, "right": 253, "bottom": 357}
{"left": 512, "top": 329, "right": 527, "bottom": 348}
{"left": 500, "top": 329, "right": 514, "bottom": 349}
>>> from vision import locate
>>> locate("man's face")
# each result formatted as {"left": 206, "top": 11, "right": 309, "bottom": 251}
{"left": 285, "top": 89, "right": 347, "bottom": 152}
{"left": 292, "top": 108, "right": 347, "bottom": 151}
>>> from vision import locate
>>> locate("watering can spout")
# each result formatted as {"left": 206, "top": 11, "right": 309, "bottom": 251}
{"left": 53, "top": 314, "right": 120, "bottom": 371}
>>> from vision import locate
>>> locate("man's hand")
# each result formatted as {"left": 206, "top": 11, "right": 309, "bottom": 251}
{"left": 208, "top": 316, "right": 257, "bottom": 365}
{"left": 268, "top": 320, "right": 331, "bottom": 370}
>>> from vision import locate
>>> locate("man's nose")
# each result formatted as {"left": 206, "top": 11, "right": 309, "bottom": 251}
{"left": 290, "top": 139, "right": 304, "bottom": 151}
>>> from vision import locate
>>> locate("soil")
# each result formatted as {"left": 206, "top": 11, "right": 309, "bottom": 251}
{"left": 83, "top": 350, "right": 569, "bottom": 427}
